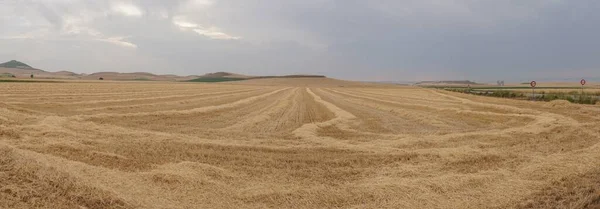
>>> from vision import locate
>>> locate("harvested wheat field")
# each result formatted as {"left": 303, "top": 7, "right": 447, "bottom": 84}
{"left": 1, "top": 78, "right": 600, "bottom": 209}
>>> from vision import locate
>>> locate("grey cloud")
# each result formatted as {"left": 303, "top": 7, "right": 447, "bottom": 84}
{"left": 34, "top": 3, "right": 62, "bottom": 27}
{"left": 1, "top": 0, "right": 600, "bottom": 81}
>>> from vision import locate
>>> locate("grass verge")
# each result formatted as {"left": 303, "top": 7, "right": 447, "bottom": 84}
{"left": 441, "top": 88, "right": 599, "bottom": 105}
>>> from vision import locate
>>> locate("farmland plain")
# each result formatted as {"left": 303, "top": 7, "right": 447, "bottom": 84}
{"left": 1, "top": 78, "right": 600, "bottom": 208}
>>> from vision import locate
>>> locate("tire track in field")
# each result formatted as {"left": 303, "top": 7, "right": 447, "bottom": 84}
{"left": 0, "top": 102, "right": 53, "bottom": 119}
{"left": 0, "top": 88, "right": 216, "bottom": 100}
{"left": 87, "top": 87, "right": 294, "bottom": 135}
{"left": 90, "top": 87, "right": 295, "bottom": 139}
{"left": 337, "top": 87, "right": 574, "bottom": 136}
{"left": 78, "top": 88, "right": 270, "bottom": 113}
{"left": 219, "top": 88, "right": 299, "bottom": 133}
{"left": 329, "top": 88, "right": 519, "bottom": 115}
{"left": 338, "top": 88, "right": 512, "bottom": 115}
{"left": 328, "top": 89, "right": 539, "bottom": 130}
{"left": 77, "top": 87, "right": 290, "bottom": 118}
{"left": 3, "top": 87, "right": 294, "bottom": 149}
{"left": 317, "top": 88, "right": 471, "bottom": 134}
{"left": 24, "top": 88, "right": 259, "bottom": 106}
{"left": 205, "top": 87, "right": 299, "bottom": 133}
{"left": 0, "top": 86, "right": 226, "bottom": 101}
{"left": 291, "top": 88, "right": 357, "bottom": 146}
{"left": 428, "top": 89, "right": 580, "bottom": 135}
{"left": 312, "top": 88, "right": 552, "bottom": 153}
{"left": 346, "top": 88, "right": 462, "bottom": 105}
{"left": 224, "top": 88, "right": 336, "bottom": 135}
{"left": 0, "top": 84, "right": 246, "bottom": 104}
{"left": 292, "top": 88, "right": 416, "bottom": 151}
{"left": 11, "top": 88, "right": 268, "bottom": 116}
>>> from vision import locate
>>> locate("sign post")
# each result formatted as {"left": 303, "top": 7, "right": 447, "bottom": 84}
{"left": 581, "top": 79, "right": 586, "bottom": 96}
{"left": 530, "top": 81, "right": 537, "bottom": 101}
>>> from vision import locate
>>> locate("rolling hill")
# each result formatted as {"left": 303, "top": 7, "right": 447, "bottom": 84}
{"left": 0, "top": 60, "right": 328, "bottom": 82}
{"left": 186, "top": 73, "right": 328, "bottom": 83}
{"left": 0, "top": 60, "right": 32, "bottom": 69}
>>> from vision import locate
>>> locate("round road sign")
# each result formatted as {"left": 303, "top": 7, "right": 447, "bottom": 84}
{"left": 530, "top": 81, "right": 537, "bottom": 88}
{"left": 581, "top": 79, "right": 586, "bottom": 86}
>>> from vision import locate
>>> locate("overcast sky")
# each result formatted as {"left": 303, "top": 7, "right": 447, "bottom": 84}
{"left": 1, "top": 0, "right": 599, "bottom": 81}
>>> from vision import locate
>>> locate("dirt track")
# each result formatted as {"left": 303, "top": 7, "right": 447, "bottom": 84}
{"left": 1, "top": 79, "right": 600, "bottom": 208}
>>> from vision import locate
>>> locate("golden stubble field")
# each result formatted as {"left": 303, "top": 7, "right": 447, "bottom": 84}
{"left": 1, "top": 78, "right": 600, "bottom": 209}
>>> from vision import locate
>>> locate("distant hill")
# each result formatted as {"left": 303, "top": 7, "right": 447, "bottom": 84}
{"left": 186, "top": 73, "right": 327, "bottom": 83}
{"left": 252, "top": 75, "right": 326, "bottom": 79}
{"left": 201, "top": 72, "right": 252, "bottom": 79}
{"left": 187, "top": 77, "right": 247, "bottom": 82}
{"left": 203, "top": 72, "right": 231, "bottom": 77}
{"left": 186, "top": 72, "right": 252, "bottom": 82}
{"left": 82, "top": 72, "right": 199, "bottom": 81}
{"left": 0, "top": 60, "right": 48, "bottom": 79}
{"left": 415, "top": 80, "right": 479, "bottom": 85}
{"left": 228, "top": 77, "right": 386, "bottom": 87}
{"left": 0, "top": 60, "right": 33, "bottom": 69}
{"left": 54, "top": 71, "right": 79, "bottom": 76}
{"left": 0, "top": 60, "right": 327, "bottom": 82}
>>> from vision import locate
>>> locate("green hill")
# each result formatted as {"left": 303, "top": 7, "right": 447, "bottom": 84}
{"left": 0, "top": 60, "right": 32, "bottom": 69}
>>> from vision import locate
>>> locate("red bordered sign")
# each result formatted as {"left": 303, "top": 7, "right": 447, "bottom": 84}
{"left": 581, "top": 79, "right": 586, "bottom": 86}
{"left": 530, "top": 81, "right": 537, "bottom": 88}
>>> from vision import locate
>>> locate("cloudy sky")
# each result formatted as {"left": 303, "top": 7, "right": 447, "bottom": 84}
{"left": 1, "top": 0, "right": 599, "bottom": 81}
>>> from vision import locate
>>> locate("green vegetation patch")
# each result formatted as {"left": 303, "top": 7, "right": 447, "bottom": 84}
{"left": 537, "top": 92, "right": 599, "bottom": 104}
{"left": 474, "top": 87, "right": 583, "bottom": 90}
{"left": 424, "top": 86, "right": 584, "bottom": 90}
{"left": 132, "top": 77, "right": 152, "bottom": 81}
{"left": 186, "top": 77, "right": 247, "bottom": 82}
{"left": 442, "top": 88, "right": 599, "bottom": 105}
